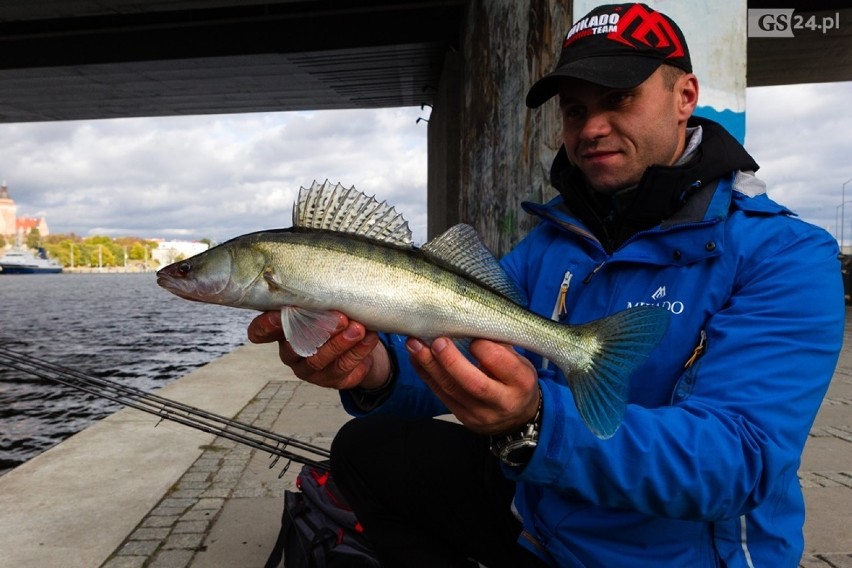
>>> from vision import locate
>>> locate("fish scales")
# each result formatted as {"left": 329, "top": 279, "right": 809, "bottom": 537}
{"left": 259, "top": 230, "right": 578, "bottom": 354}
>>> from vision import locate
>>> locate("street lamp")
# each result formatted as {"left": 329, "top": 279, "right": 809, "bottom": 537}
{"left": 842, "top": 177, "right": 852, "bottom": 251}
{"left": 836, "top": 201, "right": 852, "bottom": 243}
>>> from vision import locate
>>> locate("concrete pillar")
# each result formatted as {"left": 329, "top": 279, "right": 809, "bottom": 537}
{"left": 458, "top": 0, "right": 570, "bottom": 256}
{"left": 426, "top": 50, "right": 462, "bottom": 241}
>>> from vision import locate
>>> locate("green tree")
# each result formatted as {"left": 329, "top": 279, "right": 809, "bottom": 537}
{"left": 83, "top": 236, "right": 121, "bottom": 267}
{"left": 129, "top": 242, "right": 148, "bottom": 261}
{"left": 42, "top": 242, "right": 66, "bottom": 265}
{"left": 27, "top": 233, "right": 168, "bottom": 269}
{"left": 26, "top": 227, "right": 41, "bottom": 248}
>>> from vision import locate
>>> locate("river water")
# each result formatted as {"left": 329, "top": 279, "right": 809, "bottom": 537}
{"left": 0, "top": 272, "right": 255, "bottom": 475}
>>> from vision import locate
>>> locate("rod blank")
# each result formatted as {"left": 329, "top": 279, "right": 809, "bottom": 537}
{"left": 0, "top": 347, "right": 331, "bottom": 470}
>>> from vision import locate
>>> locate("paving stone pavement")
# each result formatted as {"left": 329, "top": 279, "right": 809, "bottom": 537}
{"left": 100, "top": 379, "right": 349, "bottom": 568}
{"left": 799, "top": 346, "right": 852, "bottom": 568}
{"left": 99, "top": 319, "right": 852, "bottom": 568}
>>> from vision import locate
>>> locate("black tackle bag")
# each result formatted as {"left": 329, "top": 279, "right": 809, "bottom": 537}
{"left": 265, "top": 462, "right": 380, "bottom": 568}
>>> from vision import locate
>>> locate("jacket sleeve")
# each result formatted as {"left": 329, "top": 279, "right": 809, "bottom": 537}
{"left": 509, "top": 223, "right": 845, "bottom": 521}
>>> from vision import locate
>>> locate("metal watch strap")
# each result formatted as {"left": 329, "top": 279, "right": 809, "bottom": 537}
{"left": 490, "top": 390, "right": 543, "bottom": 467}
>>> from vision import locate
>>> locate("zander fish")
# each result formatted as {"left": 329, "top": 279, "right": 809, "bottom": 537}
{"left": 157, "top": 180, "right": 669, "bottom": 438}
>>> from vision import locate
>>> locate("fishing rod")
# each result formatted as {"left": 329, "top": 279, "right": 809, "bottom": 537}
{"left": 0, "top": 347, "right": 330, "bottom": 472}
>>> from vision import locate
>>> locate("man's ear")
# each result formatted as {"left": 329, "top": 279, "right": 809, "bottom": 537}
{"left": 677, "top": 74, "right": 699, "bottom": 120}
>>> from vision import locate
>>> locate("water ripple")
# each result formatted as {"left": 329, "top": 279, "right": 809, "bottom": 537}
{"left": 0, "top": 273, "right": 253, "bottom": 475}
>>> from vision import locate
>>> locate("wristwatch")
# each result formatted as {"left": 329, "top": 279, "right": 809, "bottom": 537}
{"left": 490, "top": 392, "right": 543, "bottom": 467}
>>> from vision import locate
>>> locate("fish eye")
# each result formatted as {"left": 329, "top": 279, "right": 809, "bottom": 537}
{"left": 177, "top": 261, "right": 192, "bottom": 275}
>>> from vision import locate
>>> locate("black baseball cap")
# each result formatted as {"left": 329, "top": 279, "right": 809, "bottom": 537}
{"left": 526, "top": 3, "right": 692, "bottom": 108}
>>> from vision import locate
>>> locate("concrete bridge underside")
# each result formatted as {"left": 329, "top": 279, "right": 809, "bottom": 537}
{"left": 1, "top": 1, "right": 849, "bottom": 122}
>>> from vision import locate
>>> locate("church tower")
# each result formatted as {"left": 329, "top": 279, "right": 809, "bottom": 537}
{"left": 0, "top": 180, "right": 18, "bottom": 241}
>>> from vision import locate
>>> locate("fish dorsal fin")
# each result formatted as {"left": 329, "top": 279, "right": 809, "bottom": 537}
{"left": 293, "top": 180, "right": 413, "bottom": 247}
{"left": 421, "top": 224, "right": 527, "bottom": 306}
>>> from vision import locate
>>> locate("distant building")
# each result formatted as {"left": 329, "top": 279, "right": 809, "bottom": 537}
{"left": 0, "top": 181, "right": 50, "bottom": 244}
{"left": 16, "top": 216, "right": 50, "bottom": 238}
{"left": 151, "top": 239, "right": 209, "bottom": 266}
{"left": 0, "top": 181, "right": 17, "bottom": 240}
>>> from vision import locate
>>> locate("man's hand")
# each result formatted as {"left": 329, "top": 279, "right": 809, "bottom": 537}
{"left": 405, "top": 337, "right": 540, "bottom": 436}
{"left": 247, "top": 310, "right": 392, "bottom": 391}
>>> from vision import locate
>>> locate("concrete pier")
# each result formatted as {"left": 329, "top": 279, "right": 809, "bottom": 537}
{"left": 1, "top": 328, "right": 851, "bottom": 567}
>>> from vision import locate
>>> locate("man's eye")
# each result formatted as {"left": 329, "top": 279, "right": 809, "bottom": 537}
{"left": 607, "top": 92, "right": 632, "bottom": 106}
{"left": 563, "top": 106, "right": 585, "bottom": 120}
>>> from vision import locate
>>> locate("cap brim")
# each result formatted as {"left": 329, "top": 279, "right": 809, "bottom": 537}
{"left": 525, "top": 55, "right": 663, "bottom": 108}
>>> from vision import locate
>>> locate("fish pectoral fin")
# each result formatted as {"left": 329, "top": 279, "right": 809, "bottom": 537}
{"left": 280, "top": 306, "right": 341, "bottom": 357}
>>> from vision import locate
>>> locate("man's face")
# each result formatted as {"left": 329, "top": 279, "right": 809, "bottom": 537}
{"left": 558, "top": 67, "right": 698, "bottom": 194}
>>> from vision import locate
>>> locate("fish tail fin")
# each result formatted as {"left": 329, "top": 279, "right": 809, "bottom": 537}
{"left": 552, "top": 306, "right": 670, "bottom": 439}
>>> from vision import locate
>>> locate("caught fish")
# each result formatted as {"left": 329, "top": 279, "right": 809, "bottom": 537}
{"left": 157, "top": 181, "right": 669, "bottom": 438}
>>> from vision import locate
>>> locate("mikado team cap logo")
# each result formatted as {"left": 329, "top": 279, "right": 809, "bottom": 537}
{"left": 607, "top": 4, "right": 686, "bottom": 59}
{"left": 564, "top": 3, "right": 687, "bottom": 63}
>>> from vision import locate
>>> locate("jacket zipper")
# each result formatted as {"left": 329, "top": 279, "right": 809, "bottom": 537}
{"left": 542, "top": 271, "right": 573, "bottom": 370}
{"left": 684, "top": 330, "right": 707, "bottom": 368}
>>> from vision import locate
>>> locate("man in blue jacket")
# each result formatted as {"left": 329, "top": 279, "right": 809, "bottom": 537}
{"left": 248, "top": 3, "right": 844, "bottom": 566}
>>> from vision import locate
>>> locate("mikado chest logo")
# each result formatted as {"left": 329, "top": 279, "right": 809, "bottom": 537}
{"left": 627, "top": 285, "right": 685, "bottom": 315}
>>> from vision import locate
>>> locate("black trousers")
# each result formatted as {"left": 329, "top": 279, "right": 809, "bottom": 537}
{"left": 329, "top": 414, "right": 550, "bottom": 568}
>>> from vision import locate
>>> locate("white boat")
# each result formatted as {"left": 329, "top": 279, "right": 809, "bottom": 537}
{"left": 0, "top": 248, "right": 63, "bottom": 274}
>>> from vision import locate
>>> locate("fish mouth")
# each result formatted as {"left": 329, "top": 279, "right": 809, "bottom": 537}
{"left": 156, "top": 273, "right": 206, "bottom": 302}
{"left": 156, "top": 266, "right": 236, "bottom": 304}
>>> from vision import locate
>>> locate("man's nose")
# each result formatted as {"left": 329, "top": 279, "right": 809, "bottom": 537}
{"left": 579, "top": 110, "right": 611, "bottom": 141}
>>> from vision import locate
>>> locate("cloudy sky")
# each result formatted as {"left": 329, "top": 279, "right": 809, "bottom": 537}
{"left": 1, "top": 81, "right": 851, "bottom": 247}
{"left": 0, "top": 107, "right": 431, "bottom": 244}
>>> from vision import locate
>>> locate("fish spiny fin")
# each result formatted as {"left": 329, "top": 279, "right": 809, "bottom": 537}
{"left": 554, "top": 306, "right": 670, "bottom": 438}
{"left": 421, "top": 224, "right": 527, "bottom": 306}
{"left": 280, "top": 306, "right": 341, "bottom": 357}
{"left": 293, "top": 180, "right": 413, "bottom": 247}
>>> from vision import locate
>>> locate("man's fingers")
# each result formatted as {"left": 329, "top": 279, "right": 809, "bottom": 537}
{"left": 471, "top": 340, "right": 537, "bottom": 386}
{"left": 301, "top": 321, "right": 366, "bottom": 371}
{"left": 406, "top": 337, "right": 485, "bottom": 403}
{"left": 277, "top": 340, "right": 303, "bottom": 367}
{"left": 248, "top": 311, "right": 386, "bottom": 392}
{"left": 247, "top": 311, "right": 284, "bottom": 344}
{"left": 406, "top": 337, "right": 540, "bottom": 434}
{"left": 333, "top": 331, "right": 380, "bottom": 375}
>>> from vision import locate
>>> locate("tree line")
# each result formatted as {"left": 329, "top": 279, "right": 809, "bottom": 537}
{"left": 1, "top": 230, "right": 210, "bottom": 269}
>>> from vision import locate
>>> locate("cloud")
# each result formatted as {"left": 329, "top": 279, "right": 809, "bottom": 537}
{"left": 0, "top": 107, "right": 430, "bottom": 244}
{"left": 745, "top": 81, "right": 852, "bottom": 242}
